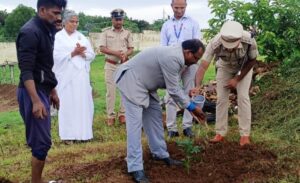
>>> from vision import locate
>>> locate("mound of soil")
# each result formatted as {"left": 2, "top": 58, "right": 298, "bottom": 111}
{"left": 0, "top": 84, "right": 18, "bottom": 112}
{"left": 49, "top": 140, "right": 283, "bottom": 183}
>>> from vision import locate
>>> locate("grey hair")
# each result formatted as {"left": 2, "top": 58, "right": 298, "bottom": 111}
{"left": 62, "top": 9, "right": 78, "bottom": 25}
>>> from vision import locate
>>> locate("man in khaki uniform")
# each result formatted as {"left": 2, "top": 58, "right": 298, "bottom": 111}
{"left": 100, "top": 9, "right": 134, "bottom": 126}
{"left": 194, "top": 21, "right": 258, "bottom": 146}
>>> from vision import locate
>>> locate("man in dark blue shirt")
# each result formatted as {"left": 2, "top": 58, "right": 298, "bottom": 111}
{"left": 16, "top": 0, "right": 67, "bottom": 182}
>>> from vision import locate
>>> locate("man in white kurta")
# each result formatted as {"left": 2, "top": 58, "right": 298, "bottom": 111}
{"left": 53, "top": 28, "right": 95, "bottom": 141}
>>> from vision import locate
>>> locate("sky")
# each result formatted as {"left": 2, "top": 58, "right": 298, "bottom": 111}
{"left": 0, "top": 0, "right": 213, "bottom": 28}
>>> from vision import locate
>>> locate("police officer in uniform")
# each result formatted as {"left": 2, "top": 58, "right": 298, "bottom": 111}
{"left": 194, "top": 21, "right": 258, "bottom": 146}
{"left": 99, "top": 9, "right": 134, "bottom": 126}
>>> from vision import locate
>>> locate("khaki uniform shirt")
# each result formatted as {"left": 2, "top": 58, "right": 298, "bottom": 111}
{"left": 99, "top": 27, "right": 134, "bottom": 63}
{"left": 202, "top": 31, "right": 259, "bottom": 72}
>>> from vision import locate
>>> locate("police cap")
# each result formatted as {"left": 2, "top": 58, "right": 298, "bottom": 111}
{"left": 111, "top": 9, "right": 125, "bottom": 19}
{"left": 220, "top": 21, "right": 243, "bottom": 49}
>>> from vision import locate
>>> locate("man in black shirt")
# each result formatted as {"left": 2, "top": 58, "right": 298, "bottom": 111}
{"left": 16, "top": 0, "right": 67, "bottom": 182}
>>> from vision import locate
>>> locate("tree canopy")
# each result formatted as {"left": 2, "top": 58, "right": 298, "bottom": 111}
{"left": 0, "top": 4, "right": 165, "bottom": 42}
{"left": 0, "top": 10, "right": 8, "bottom": 26}
{"left": 3, "top": 5, "right": 35, "bottom": 40}
{"left": 204, "top": 0, "right": 300, "bottom": 64}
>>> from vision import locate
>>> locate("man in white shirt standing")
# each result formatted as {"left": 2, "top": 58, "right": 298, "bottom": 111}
{"left": 161, "top": 0, "right": 200, "bottom": 138}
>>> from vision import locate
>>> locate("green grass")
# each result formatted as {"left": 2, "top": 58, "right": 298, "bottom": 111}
{"left": 202, "top": 63, "right": 216, "bottom": 84}
{"left": 0, "top": 64, "right": 20, "bottom": 85}
{"left": 90, "top": 55, "right": 107, "bottom": 116}
{"left": 249, "top": 65, "right": 300, "bottom": 182}
{"left": 0, "top": 55, "right": 216, "bottom": 181}
{"left": 0, "top": 55, "right": 299, "bottom": 182}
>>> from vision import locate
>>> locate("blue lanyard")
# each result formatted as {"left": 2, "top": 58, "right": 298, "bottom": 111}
{"left": 173, "top": 23, "right": 183, "bottom": 40}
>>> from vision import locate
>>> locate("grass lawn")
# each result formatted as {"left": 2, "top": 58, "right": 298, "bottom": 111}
{"left": 0, "top": 55, "right": 299, "bottom": 182}
{"left": 0, "top": 55, "right": 216, "bottom": 181}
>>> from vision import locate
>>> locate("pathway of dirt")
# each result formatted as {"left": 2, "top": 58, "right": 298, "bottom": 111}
{"left": 47, "top": 140, "right": 285, "bottom": 183}
{"left": 0, "top": 84, "right": 18, "bottom": 112}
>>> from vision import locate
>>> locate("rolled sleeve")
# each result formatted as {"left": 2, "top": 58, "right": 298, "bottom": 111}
{"left": 17, "top": 30, "right": 38, "bottom": 82}
{"left": 201, "top": 41, "right": 215, "bottom": 63}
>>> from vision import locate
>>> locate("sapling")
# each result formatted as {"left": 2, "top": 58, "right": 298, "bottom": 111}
{"left": 176, "top": 139, "right": 202, "bottom": 174}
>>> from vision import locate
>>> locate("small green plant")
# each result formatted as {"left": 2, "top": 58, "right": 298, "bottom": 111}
{"left": 176, "top": 139, "right": 202, "bottom": 174}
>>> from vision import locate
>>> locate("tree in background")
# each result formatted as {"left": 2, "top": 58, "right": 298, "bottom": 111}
{"left": 0, "top": 10, "right": 9, "bottom": 40}
{"left": 0, "top": 10, "right": 8, "bottom": 26}
{"left": 4, "top": 5, "right": 35, "bottom": 40}
{"left": 149, "top": 19, "right": 165, "bottom": 31}
{"left": 77, "top": 12, "right": 146, "bottom": 33}
{"left": 0, "top": 5, "right": 165, "bottom": 40}
{"left": 78, "top": 12, "right": 111, "bottom": 32}
{"left": 131, "top": 19, "right": 150, "bottom": 33}
{"left": 204, "top": 0, "right": 300, "bottom": 65}
{"left": 123, "top": 18, "right": 139, "bottom": 33}
{"left": 77, "top": 12, "right": 151, "bottom": 33}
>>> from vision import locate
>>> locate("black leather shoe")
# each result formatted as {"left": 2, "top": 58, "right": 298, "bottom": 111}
{"left": 168, "top": 131, "right": 179, "bottom": 138}
{"left": 183, "top": 127, "right": 194, "bottom": 138}
{"left": 152, "top": 154, "right": 183, "bottom": 166}
{"left": 130, "top": 170, "right": 149, "bottom": 183}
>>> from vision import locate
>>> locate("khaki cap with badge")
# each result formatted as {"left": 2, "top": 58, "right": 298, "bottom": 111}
{"left": 220, "top": 21, "right": 243, "bottom": 49}
{"left": 111, "top": 9, "right": 125, "bottom": 19}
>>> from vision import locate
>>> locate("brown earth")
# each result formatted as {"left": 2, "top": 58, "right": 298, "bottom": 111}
{"left": 0, "top": 84, "right": 18, "bottom": 112}
{"left": 46, "top": 140, "right": 285, "bottom": 183}
{"left": 0, "top": 84, "right": 99, "bottom": 113}
{"left": 0, "top": 177, "right": 13, "bottom": 183}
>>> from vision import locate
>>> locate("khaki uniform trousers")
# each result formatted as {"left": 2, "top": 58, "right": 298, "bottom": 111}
{"left": 105, "top": 62, "right": 125, "bottom": 119}
{"left": 216, "top": 65, "right": 253, "bottom": 136}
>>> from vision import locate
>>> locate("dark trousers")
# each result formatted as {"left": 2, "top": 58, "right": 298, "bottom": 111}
{"left": 17, "top": 88, "right": 51, "bottom": 160}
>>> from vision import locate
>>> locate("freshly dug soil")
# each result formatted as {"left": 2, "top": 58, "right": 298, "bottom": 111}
{"left": 0, "top": 84, "right": 18, "bottom": 112}
{"left": 49, "top": 140, "right": 282, "bottom": 183}
{"left": 0, "top": 177, "right": 13, "bottom": 183}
